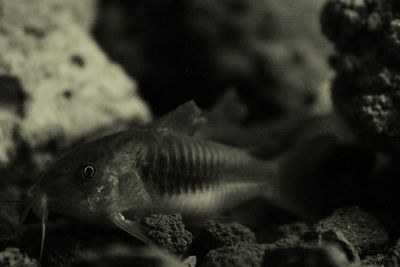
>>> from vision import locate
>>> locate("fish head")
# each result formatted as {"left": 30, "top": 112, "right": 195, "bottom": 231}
{"left": 28, "top": 138, "right": 122, "bottom": 221}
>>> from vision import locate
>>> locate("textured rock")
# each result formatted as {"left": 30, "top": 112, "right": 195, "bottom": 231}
{"left": 202, "top": 242, "right": 265, "bottom": 267}
{"left": 314, "top": 207, "right": 389, "bottom": 256}
{"left": 0, "top": 0, "right": 150, "bottom": 173}
{"left": 66, "top": 0, "right": 99, "bottom": 30}
{"left": 273, "top": 222, "right": 310, "bottom": 248}
{"left": 141, "top": 214, "right": 193, "bottom": 254}
{"left": 95, "top": 0, "right": 331, "bottom": 117}
{"left": 191, "top": 220, "right": 256, "bottom": 259}
{"left": 0, "top": 247, "right": 38, "bottom": 267}
{"left": 0, "top": 0, "right": 98, "bottom": 32}
{"left": 0, "top": 113, "right": 18, "bottom": 167}
{"left": 321, "top": 0, "right": 400, "bottom": 150}
{"left": 262, "top": 244, "right": 352, "bottom": 267}
{"left": 304, "top": 229, "right": 360, "bottom": 264}
{"left": 384, "top": 238, "right": 400, "bottom": 266}
{"left": 262, "top": 222, "right": 361, "bottom": 266}
{"left": 361, "top": 254, "right": 385, "bottom": 266}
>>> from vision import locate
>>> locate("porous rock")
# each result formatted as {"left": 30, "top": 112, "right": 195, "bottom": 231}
{"left": 202, "top": 242, "right": 265, "bottom": 267}
{"left": 0, "top": 112, "right": 18, "bottom": 167}
{"left": 0, "top": 247, "right": 38, "bottom": 267}
{"left": 273, "top": 222, "right": 310, "bottom": 248}
{"left": 262, "top": 244, "right": 352, "bottom": 267}
{"left": 384, "top": 238, "right": 400, "bottom": 266}
{"left": 304, "top": 229, "right": 360, "bottom": 264}
{"left": 321, "top": 0, "right": 400, "bottom": 150}
{"left": 313, "top": 207, "right": 389, "bottom": 256}
{"left": 96, "top": 0, "right": 332, "bottom": 117}
{"left": 361, "top": 254, "right": 385, "bottom": 266}
{"left": 0, "top": 0, "right": 151, "bottom": 172}
{"left": 141, "top": 214, "right": 193, "bottom": 254}
{"left": 191, "top": 220, "right": 256, "bottom": 259}
{"left": 0, "top": 0, "right": 98, "bottom": 32}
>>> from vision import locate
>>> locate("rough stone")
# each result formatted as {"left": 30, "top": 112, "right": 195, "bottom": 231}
{"left": 0, "top": 247, "right": 38, "bottom": 267}
{"left": 262, "top": 244, "right": 352, "bottom": 267}
{"left": 304, "top": 229, "right": 360, "bottom": 264}
{"left": 0, "top": 0, "right": 98, "bottom": 32}
{"left": 273, "top": 222, "right": 310, "bottom": 248}
{"left": 384, "top": 238, "right": 400, "bottom": 267}
{"left": 314, "top": 207, "right": 389, "bottom": 256}
{"left": 202, "top": 242, "right": 265, "bottom": 267}
{"left": 0, "top": 0, "right": 151, "bottom": 175}
{"left": 95, "top": 0, "right": 332, "bottom": 117}
{"left": 191, "top": 220, "right": 256, "bottom": 259}
{"left": 361, "top": 254, "right": 385, "bottom": 266}
{"left": 141, "top": 214, "right": 193, "bottom": 254}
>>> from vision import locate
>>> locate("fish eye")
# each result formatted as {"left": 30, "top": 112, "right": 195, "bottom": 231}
{"left": 82, "top": 164, "right": 96, "bottom": 179}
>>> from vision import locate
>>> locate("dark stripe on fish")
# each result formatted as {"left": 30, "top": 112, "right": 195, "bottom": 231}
{"left": 140, "top": 133, "right": 269, "bottom": 198}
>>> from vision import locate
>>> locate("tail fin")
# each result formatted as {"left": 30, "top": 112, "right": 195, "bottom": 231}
{"left": 270, "top": 134, "right": 375, "bottom": 220}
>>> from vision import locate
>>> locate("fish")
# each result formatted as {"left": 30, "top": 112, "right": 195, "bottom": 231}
{"left": 22, "top": 101, "right": 340, "bottom": 259}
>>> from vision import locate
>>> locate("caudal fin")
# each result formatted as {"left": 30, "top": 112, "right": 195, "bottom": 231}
{"left": 271, "top": 134, "right": 374, "bottom": 220}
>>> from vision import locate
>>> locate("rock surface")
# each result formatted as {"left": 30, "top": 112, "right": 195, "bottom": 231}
{"left": 274, "top": 222, "right": 311, "bottom": 248}
{"left": 313, "top": 207, "right": 389, "bottom": 257}
{"left": 305, "top": 229, "right": 360, "bottom": 264}
{"left": 321, "top": 0, "right": 400, "bottom": 151}
{"left": 1, "top": 0, "right": 98, "bottom": 32}
{"left": 262, "top": 244, "right": 352, "bottom": 267}
{"left": 0, "top": 0, "right": 150, "bottom": 176}
{"left": 141, "top": 214, "right": 193, "bottom": 254}
{"left": 0, "top": 247, "right": 38, "bottom": 267}
{"left": 95, "top": 0, "right": 332, "bottom": 118}
{"left": 202, "top": 242, "right": 265, "bottom": 267}
{"left": 384, "top": 238, "right": 400, "bottom": 266}
{"left": 191, "top": 220, "right": 257, "bottom": 260}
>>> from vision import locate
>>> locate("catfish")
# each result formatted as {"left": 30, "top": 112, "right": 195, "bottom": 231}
{"left": 22, "top": 101, "right": 348, "bottom": 259}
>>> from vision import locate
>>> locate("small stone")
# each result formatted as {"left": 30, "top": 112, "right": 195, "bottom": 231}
{"left": 313, "top": 207, "right": 388, "bottom": 256}
{"left": 0, "top": 247, "right": 38, "bottom": 267}
{"left": 384, "top": 239, "right": 400, "bottom": 266}
{"left": 304, "top": 229, "right": 360, "bottom": 263}
{"left": 274, "top": 222, "right": 311, "bottom": 248}
{"left": 202, "top": 242, "right": 265, "bottom": 267}
{"left": 141, "top": 214, "right": 193, "bottom": 254}
{"left": 262, "top": 244, "right": 351, "bottom": 267}
{"left": 0, "top": 0, "right": 151, "bottom": 179}
{"left": 361, "top": 254, "right": 385, "bottom": 266}
{"left": 191, "top": 220, "right": 256, "bottom": 259}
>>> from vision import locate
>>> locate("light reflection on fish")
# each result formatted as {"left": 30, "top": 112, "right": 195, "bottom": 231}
{"left": 24, "top": 101, "right": 292, "bottom": 257}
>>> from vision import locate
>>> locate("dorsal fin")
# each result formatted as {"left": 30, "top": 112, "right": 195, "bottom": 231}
{"left": 150, "top": 101, "right": 207, "bottom": 136}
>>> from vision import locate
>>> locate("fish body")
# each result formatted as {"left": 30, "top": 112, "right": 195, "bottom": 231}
{"left": 26, "top": 101, "right": 278, "bottom": 246}
{"left": 128, "top": 129, "right": 275, "bottom": 220}
{"left": 30, "top": 125, "right": 276, "bottom": 221}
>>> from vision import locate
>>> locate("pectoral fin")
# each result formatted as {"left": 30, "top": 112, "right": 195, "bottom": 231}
{"left": 111, "top": 213, "right": 155, "bottom": 246}
{"left": 150, "top": 101, "right": 206, "bottom": 136}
